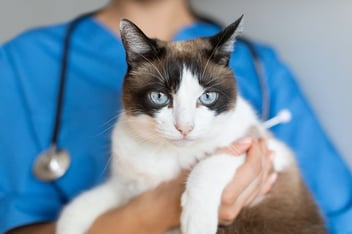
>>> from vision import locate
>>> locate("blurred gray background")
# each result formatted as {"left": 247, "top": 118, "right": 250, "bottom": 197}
{"left": 0, "top": 0, "right": 351, "bottom": 168}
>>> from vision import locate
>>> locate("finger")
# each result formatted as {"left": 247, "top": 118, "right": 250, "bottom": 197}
{"left": 221, "top": 140, "right": 262, "bottom": 206}
{"left": 259, "top": 138, "right": 270, "bottom": 164}
{"left": 220, "top": 139, "right": 276, "bottom": 223}
{"left": 261, "top": 143, "right": 272, "bottom": 179}
{"left": 242, "top": 141, "right": 275, "bottom": 205}
{"left": 224, "top": 163, "right": 270, "bottom": 215}
{"left": 243, "top": 178, "right": 263, "bottom": 207}
{"left": 260, "top": 172, "right": 278, "bottom": 195}
{"left": 219, "top": 202, "right": 241, "bottom": 224}
{"left": 219, "top": 176, "right": 262, "bottom": 223}
{"left": 264, "top": 149, "right": 275, "bottom": 176}
{"left": 218, "top": 137, "right": 253, "bottom": 155}
{"left": 254, "top": 139, "right": 274, "bottom": 196}
{"left": 259, "top": 139, "right": 276, "bottom": 191}
{"left": 256, "top": 139, "right": 271, "bottom": 175}
{"left": 222, "top": 139, "right": 273, "bottom": 209}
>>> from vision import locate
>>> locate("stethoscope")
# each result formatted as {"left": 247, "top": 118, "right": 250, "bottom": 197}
{"left": 32, "top": 13, "right": 290, "bottom": 182}
{"left": 33, "top": 12, "right": 96, "bottom": 182}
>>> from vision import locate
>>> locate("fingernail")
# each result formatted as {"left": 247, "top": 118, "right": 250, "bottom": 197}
{"left": 238, "top": 137, "right": 252, "bottom": 145}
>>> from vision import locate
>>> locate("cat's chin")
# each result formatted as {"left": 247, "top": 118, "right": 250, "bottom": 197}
{"left": 167, "top": 137, "right": 199, "bottom": 147}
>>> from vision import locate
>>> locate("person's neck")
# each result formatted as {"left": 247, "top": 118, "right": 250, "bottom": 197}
{"left": 95, "top": 0, "right": 196, "bottom": 41}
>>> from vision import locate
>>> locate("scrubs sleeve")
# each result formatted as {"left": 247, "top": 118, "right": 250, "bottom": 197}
{"left": 0, "top": 46, "right": 63, "bottom": 233}
{"left": 257, "top": 45, "right": 352, "bottom": 234}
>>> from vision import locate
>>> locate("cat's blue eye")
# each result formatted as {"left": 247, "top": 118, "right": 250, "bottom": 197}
{"left": 199, "top": 92, "right": 218, "bottom": 106}
{"left": 149, "top": 91, "right": 169, "bottom": 106}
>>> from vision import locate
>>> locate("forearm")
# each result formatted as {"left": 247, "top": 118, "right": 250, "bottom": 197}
{"left": 87, "top": 201, "right": 167, "bottom": 234}
{"left": 6, "top": 171, "right": 184, "bottom": 234}
{"left": 6, "top": 223, "right": 55, "bottom": 234}
{"left": 6, "top": 205, "right": 166, "bottom": 234}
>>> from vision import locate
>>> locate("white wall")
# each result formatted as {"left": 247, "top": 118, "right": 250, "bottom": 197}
{"left": 1, "top": 0, "right": 351, "bottom": 168}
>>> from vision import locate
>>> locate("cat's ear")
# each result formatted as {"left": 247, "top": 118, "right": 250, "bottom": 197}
{"left": 207, "top": 15, "right": 244, "bottom": 66}
{"left": 120, "top": 19, "right": 163, "bottom": 66}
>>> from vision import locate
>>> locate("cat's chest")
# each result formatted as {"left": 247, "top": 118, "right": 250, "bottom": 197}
{"left": 115, "top": 144, "right": 207, "bottom": 187}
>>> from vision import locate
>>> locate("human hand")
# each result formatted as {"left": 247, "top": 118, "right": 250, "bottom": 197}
{"left": 218, "top": 137, "right": 277, "bottom": 225}
{"left": 89, "top": 138, "right": 275, "bottom": 234}
{"left": 137, "top": 137, "right": 276, "bottom": 231}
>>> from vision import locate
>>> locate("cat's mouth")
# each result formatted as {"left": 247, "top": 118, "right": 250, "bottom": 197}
{"left": 168, "top": 136, "right": 198, "bottom": 146}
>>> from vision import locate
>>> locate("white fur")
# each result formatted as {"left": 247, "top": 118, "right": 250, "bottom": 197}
{"left": 173, "top": 67, "right": 202, "bottom": 133}
{"left": 56, "top": 66, "right": 292, "bottom": 234}
{"left": 181, "top": 154, "right": 245, "bottom": 234}
{"left": 120, "top": 20, "right": 151, "bottom": 55}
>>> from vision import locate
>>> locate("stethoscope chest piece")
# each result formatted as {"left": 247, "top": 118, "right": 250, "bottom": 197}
{"left": 33, "top": 145, "right": 71, "bottom": 182}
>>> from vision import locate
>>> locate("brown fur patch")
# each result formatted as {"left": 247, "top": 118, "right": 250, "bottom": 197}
{"left": 217, "top": 165, "right": 327, "bottom": 234}
{"left": 122, "top": 38, "right": 237, "bottom": 116}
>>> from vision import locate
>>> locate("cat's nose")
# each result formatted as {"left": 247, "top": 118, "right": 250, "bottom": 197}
{"left": 175, "top": 124, "right": 194, "bottom": 136}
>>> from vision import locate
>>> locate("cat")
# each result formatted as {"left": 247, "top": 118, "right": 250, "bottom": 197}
{"left": 56, "top": 16, "right": 326, "bottom": 234}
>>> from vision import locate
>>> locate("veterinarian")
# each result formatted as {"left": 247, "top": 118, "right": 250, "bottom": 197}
{"left": 1, "top": 0, "right": 351, "bottom": 233}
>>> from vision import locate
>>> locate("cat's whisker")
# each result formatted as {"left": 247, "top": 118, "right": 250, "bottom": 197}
{"left": 139, "top": 54, "right": 165, "bottom": 82}
{"left": 201, "top": 32, "right": 229, "bottom": 82}
{"left": 97, "top": 114, "right": 124, "bottom": 137}
{"left": 98, "top": 154, "right": 113, "bottom": 178}
{"left": 155, "top": 53, "right": 170, "bottom": 83}
{"left": 201, "top": 56, "right": 212, "bottom": 82}
{"left": 96, "top": 124, "right": 116, "bottom": 137}
{"left": 101, "top": 114, "right": 119, "bottom": 128}
{"left": 131, "top": 71, "right": 165, "bottom": 82}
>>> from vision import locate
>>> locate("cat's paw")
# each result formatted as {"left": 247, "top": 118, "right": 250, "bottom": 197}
{"left": 181, "top": 189, "right": 219, "bottom": 234}
{"left": 180, "top": 154, "right": 245, "bottom": 234}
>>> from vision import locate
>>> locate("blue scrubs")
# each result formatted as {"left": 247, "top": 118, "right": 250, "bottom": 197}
{"left": 1, "top": 17, "right": 351, "bottom": 233}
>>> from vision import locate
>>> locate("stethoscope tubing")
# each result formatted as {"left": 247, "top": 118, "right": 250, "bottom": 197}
{"left": 32, "top": 12, "right": 98, "bottom": 185}
{"left": 51, "top": 11, "right": 98, "bottom": 147}
{"left": 237, "top": 37, "right": 271, "bottom": 121}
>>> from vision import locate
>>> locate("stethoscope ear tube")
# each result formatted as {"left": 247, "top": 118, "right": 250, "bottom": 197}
{"left": 237, "top": 36, "right": 271, "bottom": 121}
{"left": 52, "top": 11, "right": 98, "bottom": 148}
{"left": 33, "top": 11, "right": 98, "bottom": 182}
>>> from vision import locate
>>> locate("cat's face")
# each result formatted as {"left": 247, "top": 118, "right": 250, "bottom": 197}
{"left": 120, "top": 17, "right": 243, "bottom": 145}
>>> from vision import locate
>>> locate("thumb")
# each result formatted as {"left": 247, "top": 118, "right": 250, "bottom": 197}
{"left": 218, "top": 137, "right": 253, "bottom": 156}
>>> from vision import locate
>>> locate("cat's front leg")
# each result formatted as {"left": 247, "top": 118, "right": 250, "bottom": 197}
{"left": 181, "top": 154, "right": 245, "bottom": 234}
{"left": 56, "top": 179, "right": 123, "bottom": 234}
